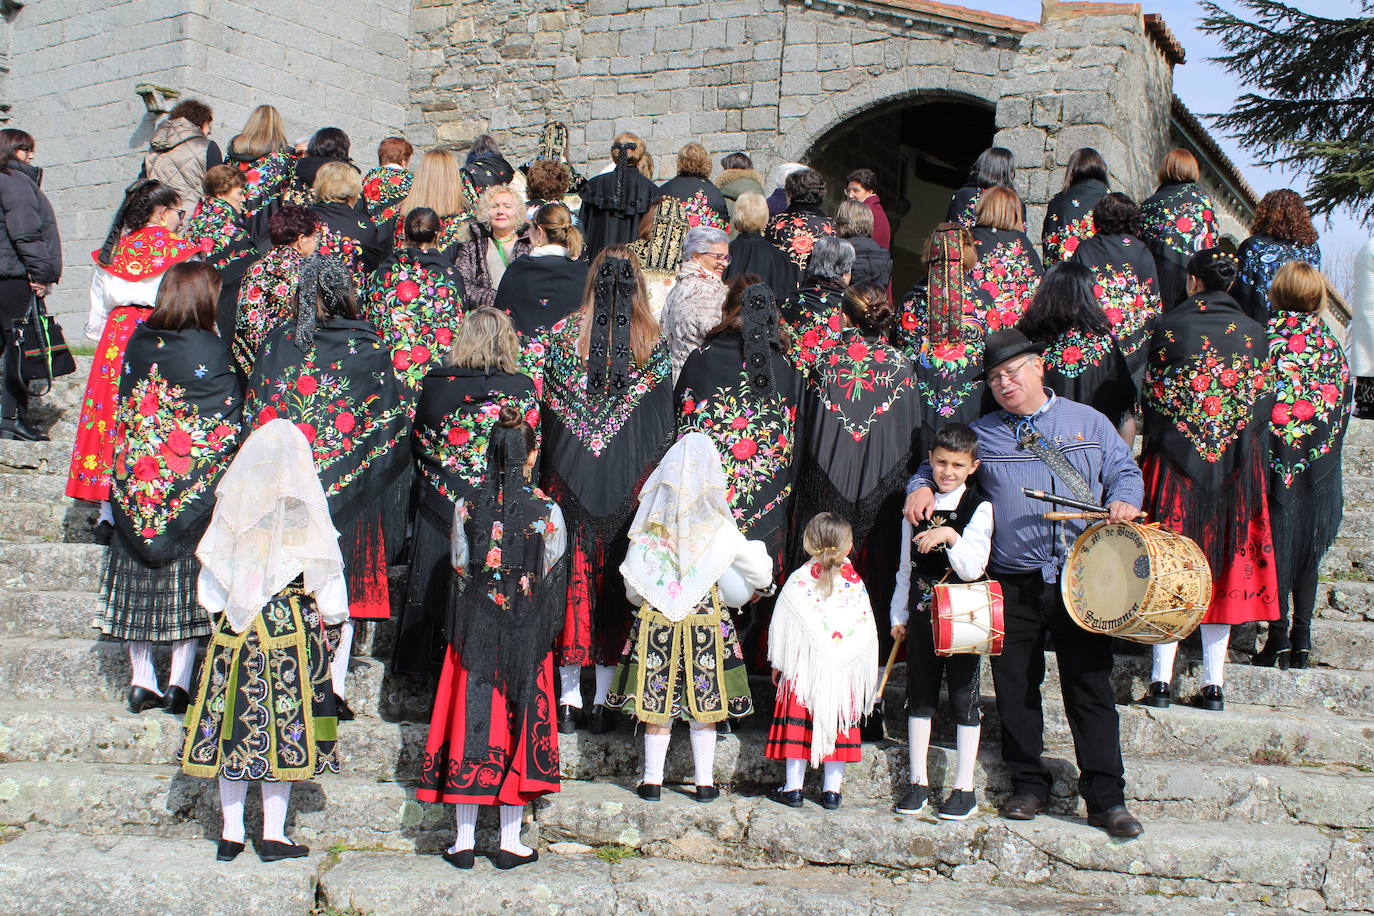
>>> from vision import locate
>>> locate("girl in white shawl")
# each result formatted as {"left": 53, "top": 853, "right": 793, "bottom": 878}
{"left": 607, "top": 432, "right": 773, "bottom": 803}
{"left": 765, "top": 512, "right": 879, "bottom": 811}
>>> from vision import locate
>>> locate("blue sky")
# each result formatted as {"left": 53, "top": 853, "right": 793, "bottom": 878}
{"left": 994, "top": 0, "right": 1368, "bottom": 260}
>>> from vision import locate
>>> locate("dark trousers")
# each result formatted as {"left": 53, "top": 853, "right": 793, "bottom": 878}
{"left": 0, "top": 278, "right": 33, "bottom": 420}
{"left": 990, "top": 571, "right": 1125, "bottom": 813}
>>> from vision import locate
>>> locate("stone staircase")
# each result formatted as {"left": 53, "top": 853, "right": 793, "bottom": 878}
{"left": 0, "top": 363, "right": 1371, "bottom": 915}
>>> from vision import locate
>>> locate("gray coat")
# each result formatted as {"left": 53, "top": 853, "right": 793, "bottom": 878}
{"left": 0, "top": 162, "right": 61, "bottom": 283}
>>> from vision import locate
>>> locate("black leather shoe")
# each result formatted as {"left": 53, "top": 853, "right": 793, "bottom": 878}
{"left": 1193, "top": 685, "right": 1224, "bottom": 711}
{"left": 333, "top": 694, "right": 355, "bottom": 722}
{"left": 693, "top": 785, "right": 720, "bottom": 803}
{"left": 1000, "top": 793, "right": 1045, "bottom": 821}
{"left": 895, "top": 783, "right": 930, "bottom": 815}
{"left": 92, "top": 522, "right": 113, "bottom": 546}
{"left": 441, "top": 849, "right": 475, "bottom": 869}
{"left": 859, "top": 700, "right": 886, "bottom": 742}
{"left": 767, "top": 787, "right": 804, "bottom": 808}
{"left": 127, "top": 685, "right": 162, "bottom": 714}
{"left": 1140, "top": 681, "right": 1171, "bottom": 709}
{"left": 819, "top": 791, "right": 842, "bottom": 810}
{"left": 587, "top": 704, "right": 616, "bottom": 735}
{"left": 259, "top": 839, "right": 309, "bottom": 861}
{"left": 557, "top": 704, "right": 581, "bottom": 734}
{"left": 636, "top": 783, "right": 661, "bottom": 801}
{"left": 163, "top": 685, "right": 191, "bottom": 715}
{"left": 1087, "top": 805, "right": 1144, "bottom": 838}
{"left": 494, "top": 848, "right": 539, "bottom": 869}
{"left": 216, "top": 839, "right": 244, "bottom": 862}
{"left": 0, "top": 418, "right": 46, "bottom": 441}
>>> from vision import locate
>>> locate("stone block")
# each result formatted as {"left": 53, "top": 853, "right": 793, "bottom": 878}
{"left": 996, "top": 96, "right": 1031, "bottom": 130}
{"left": 815, "top": 42, "right": 851, "bottom": 72}
{"left": 1062, "top": 90, "right": 1110, "bottom": 126}
{"left": 620, "top": 27, "right": 656, "bottom": 57}
{"left": 1031, "top": 95, "right": 1062, "bottom": 129}
{"left": 654, "top": 24, "right": 694, "bottom": 53}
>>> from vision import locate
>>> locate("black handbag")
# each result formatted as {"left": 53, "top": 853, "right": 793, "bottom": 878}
{"left": 13, "top": 294, "right": 75, "bottom": 395}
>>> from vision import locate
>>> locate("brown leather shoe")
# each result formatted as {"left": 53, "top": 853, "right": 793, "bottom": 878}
{"left": 999, "top": 792, "right": 1045, "bottom": 820}
{"left": 1087, "top": 805, "right": 1144, "bottom": 838}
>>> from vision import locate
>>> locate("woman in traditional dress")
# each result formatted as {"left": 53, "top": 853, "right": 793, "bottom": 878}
{"left": 96, "top": 262, "right": 242, "bottom": 715}
{"left": 580, "top": 132, "right": 661, "bottom": 259}
{"left": 232, "top": 204, "right": 319, "bottom": 376}
{"left": 393, "top": 307, "right": 540, "bottom": 677}
{"left": 416, "top": 407, "right": 566, "bottom": 871}
{"left": 242, "top": 255, "right": 410, "bottom": 717}
{"left": 662, "top": 226, "right": 730, "bottom": 380}
{"left": 677, "top": 277, "right": 801, "bottom": 563}
{"left": 609, "top": 433, "right": 773, "bottom": 802}
{"left": 541, "top": 248, "right": 674, "bottom": 734}
{"left": 945, "top": 147, "right": 1019, "bottom": 229}
{"left": 1138, "top": 148, "right": 1221, "bottom": 310}
{"left": 629, "top": 197, "right": 689, "bottom": 318}
{"left": 1256, "top": 261, "right": 1351, "bottom": 668}
{"left": 764, "top": 167, "right": 836, "bottom": 272}
{"left": 360, "top": 136, "right": 414, "bottom": 231}
{"left": 1069, "top": 192, "right": 1162, "bottom": 393}
{"left": 835, "top": 200, "right": 891, "bottom": 292}
{"left": 783, "top": 236, "right": 853, "bottom": 344}
{"left": 309, "top": 161, "right": 385, "bottom": 292}
{"left": 224, "top": 104, "right": 296, "bottom": 219}
{"left": 184, "top": 418, "right": 346, "bottom": 863}
{"left": 455, "top": 185, "right": 532, "bottom": 312}
{"left": 365, "top": 207, "right": 467, "bottom": 394}
{"left": 1041, "top": 148, "right": 1110, "bottom": 264}
{"left": 393, "top": 147, "right": 468, "bottom": 259}
{"left": 657, "top": 142, "right": 730, "bottom": 230}
{"left": 1235, "top": 189, "right": 1322, "bottom": 325}
{"left": 68, "top": 180, "right": 201, "bottom": 530}
{"left": 724, "top": 191, "right": 797, "bottom": 305}
{"left": 519, "top": 121, "right": 587, "bottom": 199}
{"left": 180, "top": 164, "right": 265, "bottom": 338}
{"left": 1140, "top": 250, "right": 1278, "bottom": 712}
{"left": 494, "top": 202, "right": 588, "bottom": 338}
{"left": 970, "top": 187, "right": 1043, "bottom": 329}
{"left": 1018, "top": 261, "right": 1135, "bottom": 433}
{"left": 294, "top": 127, "right": 357, "bottom": 199}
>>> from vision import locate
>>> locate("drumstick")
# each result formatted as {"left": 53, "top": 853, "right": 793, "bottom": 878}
{"left": 877, "top": 632, "right": 904, "bottom": 697}
{"left": 1042, "top": 511, "right": 1148, "bottom": 521}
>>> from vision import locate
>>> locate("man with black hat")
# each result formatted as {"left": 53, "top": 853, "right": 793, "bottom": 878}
{"left": 903, "top": 328, "right": 1145, "bottom": 838}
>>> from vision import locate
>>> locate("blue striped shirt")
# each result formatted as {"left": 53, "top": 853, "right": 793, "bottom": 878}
{"left": 908, "top": 391, "right": 1144, "bottom": 582}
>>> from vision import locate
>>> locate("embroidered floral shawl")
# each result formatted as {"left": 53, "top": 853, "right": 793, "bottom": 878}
{"left": 181, "top": 197, "right": 259, "bottom": 273}
{"left": 233, "top": 245, "right": 304, "bottom": 376}
{"left": 92, "top": 226, "right": 201, "bottom": 282}
{"left": 361, "top": 166, "right": 413, "bottom": 228}
{"left": 764, "top": 207, "right": 837, "bottom": 270}
{"left": 1138, "top": 182, "right": 1220, "bottom": 308}
{"left": 1071, "top": 232, "right": 1163, "bottom": 385}
{"left": 229, "top": 150, "right": 297, "bottom": 217}
{"left": 364, "top": 248, "right": 466, "bottom": 392}
{"left": 970, "top": 226, "right": 1043, "bottom": 329}
{"left": 1237, "top": 236, "right": 1322, "bottom": 325}
{"left": 1041, "top": 327, "right": 1135, "bottom": 425}
{"left": 1041, "top": 179, "right": 1108, "bottom": 264}
{"left": 1268, "top": 310, "right": 1350, "bottom": 490}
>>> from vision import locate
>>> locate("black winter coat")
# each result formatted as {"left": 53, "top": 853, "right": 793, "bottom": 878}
{"left": 846, "top": 235, "right": 891, "bottom": 290}
{"left": 0, "top": 162, "right": 60, "bottom": 283}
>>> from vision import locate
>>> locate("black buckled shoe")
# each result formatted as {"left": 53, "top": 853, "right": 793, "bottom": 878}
{"left": 767, "top": 787, "right": 804, "bottom": 808}
{"left": 587, "top": 704, "right": 616, "bottom": 735}
{"left": 557, "top": 704, "right": 581, "bottom": 734}
{"left": 215, "top": 839, "right": 244, "bottom": 862}
{"left": 999, "top": 793, "right": 1045, "bottom": 821}
{"left": 636, "top": 783, "right": 661, "bottom": 801}
{"left": 258, "top": 839, "right": 309, "bottom": 861}
{"left": 162, "top": 685, "right": 191, "bottom": 716}
{"left": 1193, "top": 685, "right": 1224, "bottom": 711}
{"left": 819, "top": 791, "right": 842, "bottom": 810}
{"left": 1087, "top": 805, "right": 1144, "bottom": 838}
{"left": 1140, "top": 681, "right": 1171, "bottom": 709}
{"left": 127, "top": 685, "right": 162, "bottom": 714}
{"left": 693, "top": 785, "right": 720, "bottom": 803}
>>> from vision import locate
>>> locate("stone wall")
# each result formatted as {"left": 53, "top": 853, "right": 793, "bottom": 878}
{"left": 4, "top": 0, "right": 410, "bottom": 333}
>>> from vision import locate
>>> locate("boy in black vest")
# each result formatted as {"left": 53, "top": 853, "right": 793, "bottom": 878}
{"left": 890, "top": 423, "right": 993, "bottom": 820}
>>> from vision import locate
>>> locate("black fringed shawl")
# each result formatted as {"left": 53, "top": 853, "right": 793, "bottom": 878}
{"left": 1071, "top": 232, "right": 1162, "bottom": 386}
{"left": 1138, "top": 182, "right": 1220, "bottom": 310}
{"left": 112, "top": 327, "right": 243, "bottom": 565}
{"left": 1041, "top": 178, "right": 1108, "bottom": 264}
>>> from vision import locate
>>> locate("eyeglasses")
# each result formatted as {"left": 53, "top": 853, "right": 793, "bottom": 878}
{"left": 172, "top": 208, "right": 187, "bottom": 220}
{"left": 705, "top": 252, "right": 732, "bottom": 263}
{"left": 986, "top": 356, "right": 1037, "bottom": 385}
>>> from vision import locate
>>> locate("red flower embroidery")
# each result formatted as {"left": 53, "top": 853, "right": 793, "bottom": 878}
{"left": 1271, "top": 402, "right": 1291, "bottom": 426}
{"left": 411, "top": 344, "right": 431, "bottom": 364}
{"left": 1292, "top": 399, "right": 1316, "bottom": 421}
{"left": 448, "top": 426, "right": 471, "bottom": 446}
{"left": 258, "top": 406, "right": 278, "bottom": 423}
{"left": 847, "top": 341, "right": 869, "bottom": 361}
{"left": 1175, "top": 216, "right": 1194, "bottom": 232}
{"left": 730, "top": 438, "right": 757, "bottom": 460}
{"left": 165, "top": 428, "right": 193, "bottom": 456}
{"left": 133, "top": 456, "right": 161, "bottom": 482}
{"left": 1203, "top": 395, "right": 1221, "bottom": 416}
{"left": 334, "top": 412, "right": 356, "bottom": 434}
{"left": 396, "top": 280, "right": 421, "bottom": 303}
{"left": 296, "top": 423, "right": 317, "bottom": 444}
{"left": 730, "top": 416, "right": 749, "bottom": 430}
{"left": 1287, "top": 334, "right": 1307, "bottom": 354}
{"left": 295, "top": 375, "right": 318, "bottom": 396}
{"left": 139, "top": 392, "right": 159, "bottom": 417}
{"left": 1061, "top": 345, "right": 1082, "bottom": 365}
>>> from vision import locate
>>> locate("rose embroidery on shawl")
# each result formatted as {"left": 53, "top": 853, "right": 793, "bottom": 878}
{"left": 968, "top": 237, "right": 1041, "bottom": 326}
{"left": 317, "top": 224, "right": 368, "bottom": 292}
{"left": 1044, "top": 328, "right": 1114, "bottom": 380}
{"left": 1086, "top": 263, "right": 1160, "bottom": 357}
{"left": 1145, "top": 335, "right": 1268, "bottom": 463}
{"left": 364, "top": 252, "right": 465, "bottom": 391}
{"left": 1043, "top": 211, "right": 1095, "bottom": 264}
{"left": 180, "top": 197, "right": 256, "bottom": 272}
{"left": 414, "top": 390, "right": 540, "bottom": 502}
{"left": 1140, "top": 189, "right": 1219, "bottom": 258}
{"left": 1267, "top": 312, "right": 1351, "bottom": 486}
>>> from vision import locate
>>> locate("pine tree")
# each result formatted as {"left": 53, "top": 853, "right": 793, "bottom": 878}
{"left": 1199, "top": 0, "right": 1374, "bottom": 223}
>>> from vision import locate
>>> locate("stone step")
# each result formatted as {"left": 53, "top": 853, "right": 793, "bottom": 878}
{"left": 0, "top": 830, "right": 1253, "bottom": 916}
{"left": 0, "top": 543, "right": 104, "bottom": 592}
{"left": 0, "top": 436, "right": 80, "bottom": 476}
{"left": 1344, "top": 475, "right": 1374, "bottom": 511}
{"left": 0, "top": 472, "right": 99, "bottom": 543}
{"left": 0, "top": 590, "right": 99, "bottom": 638}
{"left": 1321, "top": 579, "right": 1374, "bottom": 622}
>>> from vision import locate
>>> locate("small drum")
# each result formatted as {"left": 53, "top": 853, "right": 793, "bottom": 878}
{"left": 1061, "top": 522, "right": 1212, "bottom": 644}
{"left": 932, "top": 581, "right": 1005, "bottom": 656}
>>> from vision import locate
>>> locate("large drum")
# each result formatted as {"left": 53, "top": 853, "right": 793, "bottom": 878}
{"left": 932, "top": 581, "right": 1005, "bottom": 656}
{"left": 1061, "top": 521, "right": 1211, "bottom": 644}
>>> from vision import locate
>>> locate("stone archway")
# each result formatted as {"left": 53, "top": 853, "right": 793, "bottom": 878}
{"left": 800, "top": 94, "right": 997, "bottom": 297}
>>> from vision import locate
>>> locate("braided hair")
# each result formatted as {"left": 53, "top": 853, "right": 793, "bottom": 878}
{"left": 98, "top": 179, "right": 181, "bottom": 265}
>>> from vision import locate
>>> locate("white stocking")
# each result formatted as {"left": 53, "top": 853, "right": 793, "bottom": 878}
{"left": 688, "top": 722, "right": 716, "bottom": 787}
{"left": 217, "top": 777, "right": 247, "bottom": 843}
{"left": 127, "top": 640, "right": 160, "bottom": 693}
{"left": 168, "top": 638, "right": 198, "bottom": 691}
{"left": 261, "top": 781, "right": 291, "bottom": 843}
{"left": 822, "top": 760, "right": 845, "bottom": 794}
{"left": 558, "top": 665, "right": 583, "bottom": 707}
{"left": 907, "top": 716, "right": 931, "bottom": 784}
{"left": 642, "top": 731, "right": 671, "bottom": 785}
{"left": 330, "top": 620, "right": 355, "bottom": 696}
{"left": 450, "top": 803, "right": 478, "bottom": 854}
{"left": 500, "top": 804, "right": 532, "bottom": 855}
{"left": 592, "top": 664, "right": 615, "bottom": 707}
{"left": 1151, "top": 640, "right": 1179, "bottom": 684}
{"left": 1200, "top": 623, "right": 1231, "bottom": 688}
{"left": 954, "top": 724, "right": 980, "bottom": 792}
{"left": 783, "top": 758, "right": 806, "bottom": 792}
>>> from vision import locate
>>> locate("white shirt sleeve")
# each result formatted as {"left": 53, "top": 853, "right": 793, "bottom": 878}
{"left": 889, "top": 518, "right": 914, "bottom": 627}
{"left": 947, "top": 502, "right": 993, "bottom": 582}
{"left": 715, "top": 567, "right": 753, "bottom": 607}
{"left": 86, "top": 270, "right": 114, "bottom": 339}
{"left": 716, "top": 537, "right": 773, "bottom": 608}
{"left": 449, "top": 499, "right": 469, "bottom": 572}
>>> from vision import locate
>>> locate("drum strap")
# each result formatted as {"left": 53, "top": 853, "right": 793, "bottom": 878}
{"left": 1001, "top": 414, "right": 1094, "bottom": 505}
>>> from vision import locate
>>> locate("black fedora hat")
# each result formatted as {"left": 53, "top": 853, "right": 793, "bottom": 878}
{"left": 979, "top": 329, "right": 1044, "bottom": 379}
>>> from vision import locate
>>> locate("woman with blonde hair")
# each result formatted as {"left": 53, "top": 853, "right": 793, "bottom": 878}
{"left": 970, "top": 186, "right": 1043, "bottom": 328}
{"left": 393, "top": 307, "right": 541, "bottom": 676}
{"left": 541, "top": 247, "right": 673, "bottom": 733}
{"left": 225, "top": 104, "right": 296, "bottom": 217}
{"left": 1138, "top": 148, "right": 1220, "bottom": 309}
{"left": 494, "top": 201, "right": 589, "bottom": 337}
{"left": 309, "top": 161, "right": 384, "bottom": 291}
{"left": 395, "top": 147, "right": 469, "bottom": 258}
{"left": 454, "top": 184, "right": 531, "bottom": 311}
{"left": 725, "top": 191, "right": 796, "bottom": 303}
{"left": 580, "top": 132, "right": 661, "bottom": 258}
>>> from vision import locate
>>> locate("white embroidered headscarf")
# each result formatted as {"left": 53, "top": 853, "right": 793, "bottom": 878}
{"left": 621, "top": 432, "right": 747, "bottom": 622}
{"left": 769, "top": 559, "right": 880, "bottom": 765}
{"left": 197, "top": 419, "right": 347, "bottom": 633}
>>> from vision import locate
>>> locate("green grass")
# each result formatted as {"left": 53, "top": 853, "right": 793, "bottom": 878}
{"left": 67, "top": 344, "right": 95, "bottom": 357}
{"left": 594, "top": 842, "right": 640, "bottom": 864}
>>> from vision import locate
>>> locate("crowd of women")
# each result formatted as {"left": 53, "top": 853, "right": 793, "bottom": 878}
{"left": 2, "top": 98, "right": 1348, "bottom": 866}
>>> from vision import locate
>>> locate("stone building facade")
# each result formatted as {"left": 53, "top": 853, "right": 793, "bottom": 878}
{"left": 2, "top": 0, "right": 1255, "bottom": 328}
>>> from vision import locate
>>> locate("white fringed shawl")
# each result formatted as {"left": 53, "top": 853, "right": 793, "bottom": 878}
{"left": 768, "top": 560, "right": 879, "bottom": 765}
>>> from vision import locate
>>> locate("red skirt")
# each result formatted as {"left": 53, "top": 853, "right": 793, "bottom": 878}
{"left": 415, "top": 645, "right": 561, "bottom": 805}
{"left": 345, "top": 512, "right": 391, "bottom": 620}
{"left": 66, "top": 306, "right": 151, "bottom": 502}
{"left": 764, "top": 684, "right": 862, "bottom": 763}
{"left": 1203, "top": 503, "right": 1280, "bottom": 625}
{"left": 555, "top": 534, "right": 629, "bottom": 667}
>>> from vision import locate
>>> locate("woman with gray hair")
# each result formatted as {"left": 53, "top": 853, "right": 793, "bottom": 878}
{"left": 835, "top": 199, "right": 892, "bottom": 291}
{"left": 662, "top": 225, "right": 731, "bottom": 379}
{"left": 783, "top": 235, "right": 853, "bottom": 338}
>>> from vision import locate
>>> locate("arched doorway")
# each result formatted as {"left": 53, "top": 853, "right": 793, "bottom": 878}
{"left": 806, "top": 96, "right": 996, "bottom": 298}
